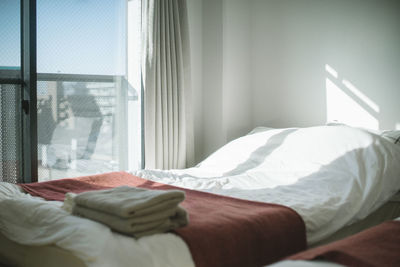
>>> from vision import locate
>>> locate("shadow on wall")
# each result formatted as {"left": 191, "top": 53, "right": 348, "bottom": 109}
{"left": 325, "top": 64, "right": 381, "bottom": 130}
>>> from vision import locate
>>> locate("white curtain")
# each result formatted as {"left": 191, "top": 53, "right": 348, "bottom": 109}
{"left": 142, "top": 0, "right": 194, "bottom": 169}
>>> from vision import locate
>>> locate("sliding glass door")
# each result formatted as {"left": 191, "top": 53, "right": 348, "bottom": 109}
{"left": 36, "top": 0, "right": 142, "bottom": 181}
{"left": 0, "top": 0, "right": 142, "bottom": 183}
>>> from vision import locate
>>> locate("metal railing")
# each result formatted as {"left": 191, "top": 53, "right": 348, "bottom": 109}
{"left": 1, "top": 69, "right": 140, "bottom": 180}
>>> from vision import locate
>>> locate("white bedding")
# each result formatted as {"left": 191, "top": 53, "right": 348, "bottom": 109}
{"left": 0, "top": 184, "right": 194, "bottom": 267}
{"left": 1, "top": 125, "right": 400, "bottom": 267}
{"left": 136, "top": 125, "right": 400, "bottom": 243}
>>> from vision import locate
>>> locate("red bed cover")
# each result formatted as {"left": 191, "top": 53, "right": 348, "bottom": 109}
{"left": 288, "top": 220, "right": 400, "bottom": 267}
{"left": 20, "top": 171, "right": 306, "bottom": 267}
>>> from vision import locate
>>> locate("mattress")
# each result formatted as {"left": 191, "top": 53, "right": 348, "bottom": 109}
{"left": 1, "top": 191, "right": 399, "bottom": 267}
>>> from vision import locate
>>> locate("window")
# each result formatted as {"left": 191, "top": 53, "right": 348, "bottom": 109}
{"left": 0, "top": 0, "right": 142, "bottom": 183}
{"left": 0, "top": 0, "right": 22, "bottom": 183}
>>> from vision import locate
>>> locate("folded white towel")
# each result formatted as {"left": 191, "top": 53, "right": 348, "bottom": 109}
{"left": 64, "top": 186, "right": 189, "bottom": 237}
{"left": 73, "top": 204, "right": 188, "bottom": 236}
{"left": 72, "top": 186, "right": 185, "bottom": 218}
{"left": 62, "top": 192, "right": 77, "bottom": 213}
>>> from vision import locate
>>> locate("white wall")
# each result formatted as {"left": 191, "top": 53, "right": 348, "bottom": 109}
{"left": 222, "top": 0, "right": 252, "bottom": 142}
{"left": 196, "top": 0, "right": 253, "bottom": 160}
{"left": 201, "top": 0, "right": 225, "bottom": 161}
{"left": 251, "top": 0, "right": 400, "bottom": 130}
{"left": 189, "top": 0, "right": 400, "bottom": 161}
{"left": 187, "top": 0, "right": 204, "bottom": 163}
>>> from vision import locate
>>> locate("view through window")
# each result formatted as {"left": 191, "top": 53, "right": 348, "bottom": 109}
{"left": 0, "top": 0, "right": 22, "bottom": 183}
{"left": 36, "top": 0, "right": 142, "bottom": 181}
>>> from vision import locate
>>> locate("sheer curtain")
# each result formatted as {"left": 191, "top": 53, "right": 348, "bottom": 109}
{"left": 142, "top": 0, "right": 194, "bottom": 169}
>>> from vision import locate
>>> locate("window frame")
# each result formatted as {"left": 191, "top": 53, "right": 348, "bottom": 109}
{"left": 21, "top": 0, "right": 38, "bottom": 183}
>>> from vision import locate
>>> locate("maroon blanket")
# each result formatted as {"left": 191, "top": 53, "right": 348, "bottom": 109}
{"left": 20, "top": 171, "right": 306, "bottom": 267}
{"left": 288, "top": 220, "right": 400, "bottom": 267}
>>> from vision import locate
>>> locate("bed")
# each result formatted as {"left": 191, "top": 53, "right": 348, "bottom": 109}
{"left": 1, "top": 125, "right": 400, "bottom": 267}
{"left": 268, "top": 217, "right": 400, "bottom": 267}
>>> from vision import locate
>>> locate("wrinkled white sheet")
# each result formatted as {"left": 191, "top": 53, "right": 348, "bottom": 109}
{"left": 1, "top": 125, "right": 400, "bottom": 267}
{"left": 0, "top": 184, "right": 194, "bottom": 267}
{"left": 135, "top": 125, "right": 400, "bottom": 243}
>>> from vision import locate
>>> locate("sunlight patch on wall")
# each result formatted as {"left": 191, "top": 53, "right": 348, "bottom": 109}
{"left": 396, "top": 123, "right": 400, "bottom": 130}
{"left": 326, "top": 77, "right": 379, "bottom": 130}
{"left": 325, "top": 64, "right": 338, "bottom": 79}
{"left": 342, "top": 80, "right": 379, "bottom": 113}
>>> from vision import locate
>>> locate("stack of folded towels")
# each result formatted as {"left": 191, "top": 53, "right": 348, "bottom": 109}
{"left": 63, "top": 186, "right": 188, "bottom": 238}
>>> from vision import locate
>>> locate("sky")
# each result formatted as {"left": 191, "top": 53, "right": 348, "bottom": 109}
{"left": 0, "top": 0, "right": 20, "bottom": 68}
{"left": 0, "top": 0, "right": 126, "bottom": 75}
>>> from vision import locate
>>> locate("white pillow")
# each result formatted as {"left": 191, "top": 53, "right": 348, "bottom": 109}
{"left": 326, "top": 122, "right": 400, "bottom": 145}
{"left": 247, "top": 127, "right": 275, "bottom": 135}
{"left": 381, "top": 130, "right": 400, "bottom": 145}
{"left": 325, "top": 122, "right": 347, "bottom": 127}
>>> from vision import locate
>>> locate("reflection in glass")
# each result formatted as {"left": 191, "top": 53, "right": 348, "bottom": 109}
{"left": 37, "top": 0, "right": 142, "bottom": 180}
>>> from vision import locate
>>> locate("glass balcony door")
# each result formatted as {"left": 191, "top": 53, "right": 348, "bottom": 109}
{"left": 1, "top": 0, "right": 141, "bottom": 182}
{"left": 36, "top": 0, "right": 142, "bottom": 181}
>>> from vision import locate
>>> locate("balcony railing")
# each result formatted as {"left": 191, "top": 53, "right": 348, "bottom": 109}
{"left": 1, "top": 69, "right": 140, "bottom": 181}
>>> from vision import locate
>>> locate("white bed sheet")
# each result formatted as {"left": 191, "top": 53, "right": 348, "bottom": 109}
{"left": 0, "top": 183, "right": 194, "bottom": 267}
{"left": 1, "top": 125, "right": 400, "bottom": 267}
{"left": 136, "top": 126, "right": 400, "bottom": 244}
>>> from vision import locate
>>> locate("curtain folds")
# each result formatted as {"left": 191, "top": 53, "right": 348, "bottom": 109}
{"left": 142, "top": 0, "right": 194, "bottom": 169}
